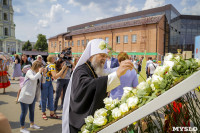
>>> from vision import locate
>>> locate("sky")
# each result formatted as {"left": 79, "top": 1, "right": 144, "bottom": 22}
{"left": 13, "top": 0, "right": 200, "bottom": 42}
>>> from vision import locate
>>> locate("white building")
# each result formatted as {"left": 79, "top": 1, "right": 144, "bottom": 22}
{"left": 0, "top": 0, "right": 22, "bottom": 54}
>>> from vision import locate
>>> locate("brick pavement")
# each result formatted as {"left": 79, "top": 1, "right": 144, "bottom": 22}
{"left": 0, "top": 67, "right": 62, "bottom": 133}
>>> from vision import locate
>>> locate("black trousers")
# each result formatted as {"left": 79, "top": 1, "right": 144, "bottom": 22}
{"left": 69, "top": 124, "right": 79, "bottom": 133}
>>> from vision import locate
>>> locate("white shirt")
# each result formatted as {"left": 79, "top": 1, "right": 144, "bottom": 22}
{"left": 148, "top": 63, "right": 158, "bottom": 75}
{"left": 133, "top": 60, "right": 138, "bottom": 69}
{"left": 107, "top": 60, "right": 111, "bottom": 68}
{"left": 146, "top": 60, "right": 153, "bottom": 70}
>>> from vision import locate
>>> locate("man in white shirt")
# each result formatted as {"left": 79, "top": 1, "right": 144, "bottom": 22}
{"left": 133, "top": 58, "right": 139, "bottom": 71}
{"left": 148, "top": 60, "right": 158, "bottom": 77}
{"left": 146, "top": 57, "right": 153, "bottom": 77}
{"left": 104, "top": 49, "right": 119, "bottom": 69}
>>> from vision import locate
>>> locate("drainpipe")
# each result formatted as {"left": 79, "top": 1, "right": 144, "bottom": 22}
{"left": 156, "top": 24, "right": 158, "bottom": 60}
{"left": 111, "top": 30, "right": 113, "bottom": 49}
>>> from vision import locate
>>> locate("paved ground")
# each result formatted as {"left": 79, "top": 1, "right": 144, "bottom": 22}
{"left": 0, "top": 67, "right": 62, "bottom": 133}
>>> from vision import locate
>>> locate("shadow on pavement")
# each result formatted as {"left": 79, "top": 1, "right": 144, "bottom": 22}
{"left": 30, "top": 124, "right": 62, "bottom": 133}
{"left": 3, "top": 91, "right": 17, "bottom": 98}
{"left": 0, "top": 101, "right": 8, "bottom": 106}
{"left": 9, "top": 121, "right": 21, "bottom": 129}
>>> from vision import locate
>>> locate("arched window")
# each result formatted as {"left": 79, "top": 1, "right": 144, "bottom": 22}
{"left": 3, "top": 13, "right": 8, "bottom": 20}
{"left": 3, "top": 0, "right": 7, "bottom": 5}
{"left": 4, "top": 28, "right": 8, "bottom": 36}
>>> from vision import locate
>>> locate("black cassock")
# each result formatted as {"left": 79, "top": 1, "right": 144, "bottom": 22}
{"left": 69, "top": 61, "right": 108, "bottom": 132}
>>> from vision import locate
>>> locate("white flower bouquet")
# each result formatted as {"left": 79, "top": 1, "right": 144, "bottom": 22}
{"left": 80, "top": 53, "right": 200, "bottom": 133}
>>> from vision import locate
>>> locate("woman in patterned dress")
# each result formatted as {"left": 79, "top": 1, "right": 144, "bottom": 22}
{"left": 0, "top": 56, "right": 10, "bottom": 94}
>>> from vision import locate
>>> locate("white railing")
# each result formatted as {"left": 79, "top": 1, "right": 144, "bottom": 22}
{"left": 98, "top": 70, "right": 200, "bottom": 133}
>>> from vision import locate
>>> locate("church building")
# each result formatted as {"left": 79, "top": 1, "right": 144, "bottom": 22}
{"left": 0, "top": 0, "right": 22, "bottom": 54}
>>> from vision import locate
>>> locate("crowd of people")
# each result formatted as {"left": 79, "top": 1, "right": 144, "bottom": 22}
{"left": 1, "top": 39, "right": 164, "bottom": 133}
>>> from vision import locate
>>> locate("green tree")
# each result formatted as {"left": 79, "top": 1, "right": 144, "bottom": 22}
{"left": 22, "top": 40, "right": 32, "bottom": 51}
{"left": 34, "top": 34, "right": 48, "bottom": 51}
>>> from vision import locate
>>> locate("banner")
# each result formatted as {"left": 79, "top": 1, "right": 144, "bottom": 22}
{"left": 194, "top": 35, "right": 200, "bottom": 59}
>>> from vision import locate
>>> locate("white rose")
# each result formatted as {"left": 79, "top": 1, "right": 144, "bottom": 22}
{"left": 103, "top": 97, "right": 113, "bottom": 105}
{"left": 105, "top": 104, "right": 115, "bottom": 110}
{"left": 112, "top": 107, "right": 122, "bottom": 119}
{"left": 150, "top": 83, "right": 156, "bottom": 91}
{"left": 174, "top": 56, "right": 181, "bottom": 62}
{"left": 123, "top": 87, "right": 133, "bottom": 93}
{"left": 82, "top": 129, "right": 90, "bottom": 133}
{"left": 81, "top": 125, "right": 86, "bottom": 132}
{"left": 98, "top": 41, "right": 106, "bottom": 50}
{"left": 126, "top": 96, "right": 139, "bottom": 108}
{"left": 137, "top": 81, "right": 149, "bottom": 90}
{"left": 164, "top": 61, "right": 174, "bottom": 71}
{"left": 154, "top": 66, "right": 168, "bottom": 77}
{"left": 195, "top": 59, "right": 200, "bottom": 67}
{"left": 119, "top": 103, "right": 129, "bottom": 114}
{"left": 104, "top": 97, "right": 118, "bottom": 110}
{"left": 146, "top": 77, "right": 152, "bottom": 85}
{"left": 152, "top": 75, "right": 163, "bottom": 83}
{"left": 113, "top": 99, "right": 119, "bottom": 105}
{"left": 94, "top": 108, "right": 107, "bottom": 118}
{"left": 93, "top": 116, "right": 107, "bottom": 126}
{"left": 85, "top": 115, "right": 94, "bottom": 124}
{"left": 164, "top": 53, "right": 174, "bottom": 61}
{"left": 151, "top": 75, "right": 163, "bottom": 89}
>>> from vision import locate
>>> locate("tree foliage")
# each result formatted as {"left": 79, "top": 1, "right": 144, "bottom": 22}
{"left": 34, "top": 34, "right": 48, "bottom": 51}
{"left": 22, "top": 40, "right": 32, "bottom": 51}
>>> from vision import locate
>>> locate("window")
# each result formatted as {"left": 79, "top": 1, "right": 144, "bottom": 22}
{"left": 4, "top": 28, "right": 8, "bottom": 36}
{"left": 86, "top": 39, "right": 89, "bottom": 44}
{"left": 82, "top": 40, "right": 84, "bottom": 46}
{"left": 65, "top": 42, "right": 67, "bottom": 47}
{"left": 123, "top": 35, "right": 128, "bottom": 43}
{"left": 3, "top": 13, "right": 8, "bottom": 20}
{"left": 51, "top": 42, "right": 53, "bottom": 47}
{"left": 72, "top": 41, "right": 74, "bottom": 46}
{"left": 59, "top": 45, "right": 61, "bottom": 52}
{"left": 132, "top": 35, "right": 137, "bottom": 43}
{"left": 105, "top": 37, "right": 109, "bottom": 43}
{"left": 3, "top": 0, "right": 7, "bottom": 5}
{"left": 116, "top": 36, "right": 120, "bottom": 44}
{"left": 55, "top": 42, "right": 57, "bottom": 47}
{"left": 77, "top": 40, "right": 80, "bottom": 46}
{"left": 68, "top": 41, "right": 70, "bottom": 47}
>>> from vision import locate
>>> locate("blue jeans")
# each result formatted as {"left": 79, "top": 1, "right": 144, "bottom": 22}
{"left": 54, "top": 79, "right": 69, "bottom": 111}
{"left": 20, "top": 100, "right": 36, "bottom": 126}
{"left": 41, "top": 81, "right": 54, "bottom": 112}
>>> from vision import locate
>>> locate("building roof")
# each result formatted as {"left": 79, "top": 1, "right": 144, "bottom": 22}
{"left": 171, "top": 15, "right": 200, "bottom": 23}
{"left": 65, "top": 15, "right": 164, "bottom": 37}
{"left": 48, "top": 32, "right": 69, "bottom": 40}
{"left": 22, "top": 51, "right": 48, "bottom": 56}
{"left": 67, "top": 4, "right": 179, "bottom": 32}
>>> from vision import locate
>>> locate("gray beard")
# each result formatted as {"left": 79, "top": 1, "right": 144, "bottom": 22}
{"left": 91, "top": 56, "right": 105, "bottom": 77}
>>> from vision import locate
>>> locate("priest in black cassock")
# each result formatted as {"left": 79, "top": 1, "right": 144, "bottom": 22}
{"left": 62, "top": 39, "right": 134, "bottom": 133}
